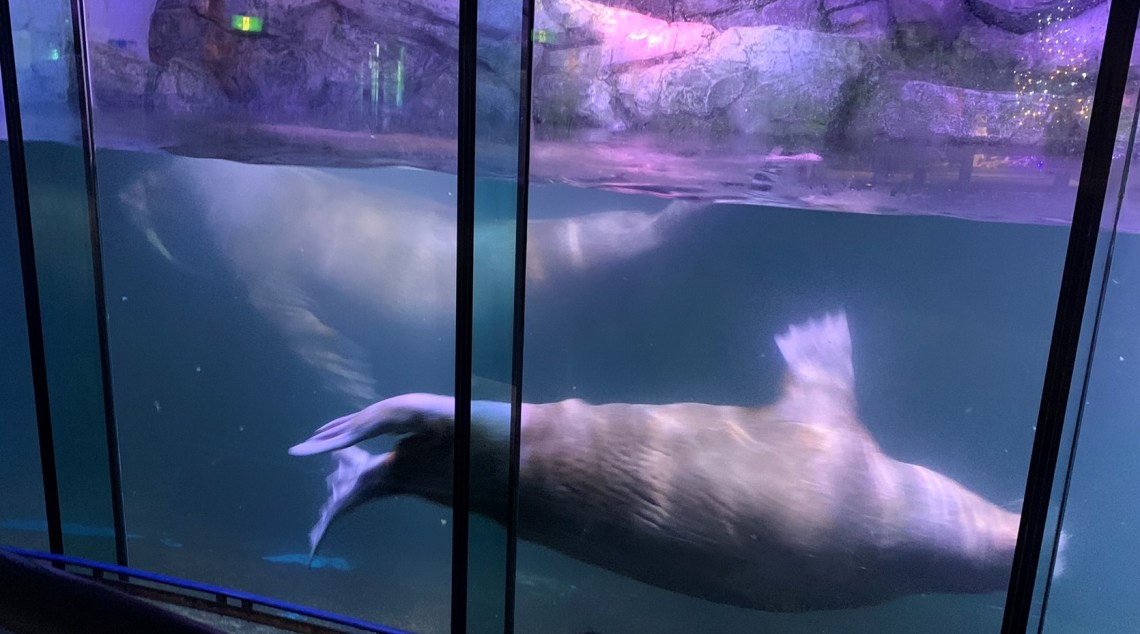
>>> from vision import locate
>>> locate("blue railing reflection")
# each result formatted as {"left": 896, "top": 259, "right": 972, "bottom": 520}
{"left": 1, "top": 546, "right": 411, "bottom": 634}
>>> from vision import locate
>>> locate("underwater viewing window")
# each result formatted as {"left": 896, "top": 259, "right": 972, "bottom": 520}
{"left": 0, "top": 64, "right": 48, "bottom": 555}
{"left": 2, "top": 0, "right": 1140, "bottom": 633}
{"left": 1027, "top": 15, "right": 1140, "bottom": 633}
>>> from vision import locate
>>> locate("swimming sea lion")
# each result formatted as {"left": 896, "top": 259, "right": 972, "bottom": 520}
{"left": 288, "top": 312, "right": 1021, "bottom": 611}
{"left": 122, "top": 158, "right": 702, "bottom": 406}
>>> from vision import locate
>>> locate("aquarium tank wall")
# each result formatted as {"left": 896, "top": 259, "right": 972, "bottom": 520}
{"left": 1, "top": 0, "right": 1139, "bottom": 632}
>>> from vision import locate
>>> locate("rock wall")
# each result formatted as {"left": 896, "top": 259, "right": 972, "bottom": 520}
{"left": 89, "top": 0, "right": 1122, "bottom": 151}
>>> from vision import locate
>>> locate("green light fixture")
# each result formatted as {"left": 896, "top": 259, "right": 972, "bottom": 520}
{"left": 231, "top": 15, "right": 263, "bottom": 33}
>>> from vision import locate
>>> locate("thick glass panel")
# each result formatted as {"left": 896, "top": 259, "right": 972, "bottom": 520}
{"left": 0, "top": 69, "right": 47, "bottom": 551}
{"left": 464, "top": 174, "right": 519, "bottom": 632}
{"left": 86, "top": 2, "right": 463, "bottom": 631}
{"left": 97, "top": 159, "right": 463, "bottom": 631}
{"left": 516, "top": 1, "right": 1111, "bottom": 633}
{"left": 466, "top": 0, "right": 531, "bottom": 630}
{"left": 1038, "top": 215, "right": 1140, "bottom": 634}
{"left": 1038, "top": 26, "right": 1140, "bottom": 632}
{"left": 6, "top": 0, "right": 117, "bottom": 561}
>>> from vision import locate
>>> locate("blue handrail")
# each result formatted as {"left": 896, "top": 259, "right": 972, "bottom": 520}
{"left": 1, "top": 546, "right": 413, "bottom": 634}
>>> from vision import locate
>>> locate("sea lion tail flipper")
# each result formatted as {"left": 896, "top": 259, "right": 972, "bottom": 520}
{"left": 774, "top": 311, "right": 854, "bottom": 392}
{"left": 289, "top": 393, "right": 455, "bottom": 456}
{"left": 307, "top": 447, "right": 392, "bottom": 560}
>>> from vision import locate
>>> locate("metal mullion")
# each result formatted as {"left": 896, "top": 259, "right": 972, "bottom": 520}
{"left": 1001, "top": 1, "right": 1140, "bottom": 631}
{"left": 453, "top": 0, "right": 479, "bottom": 630}
{"left": 68, "top": 0, "right": 128, "bottom": 567}
{"left": 0, "top": 0, "right": 64, "bottom": 556}
{"left": 504, "top": 0, "right": 537, "bottom": 631}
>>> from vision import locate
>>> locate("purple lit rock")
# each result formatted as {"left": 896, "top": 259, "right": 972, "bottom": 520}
{"left": 686, "top": 0, "right": 825, "bottom": 31}
{"left": 969, "top": 0, "right": 1104, "bottom": 34}
{"left": 957, "top": 2, "right": 1114, "bottom": 79}
{"left": 82, "top": 0, "right": 1118, "bottom": 158}
{"left": 745, "top": 0, "right": 826, "bottom": 30}
{"left": 655, "top": 26, "right": 869, "bottom": 136}
{"left": 89, "top": 41, "right": 156, "bottom": 108}
{"left": 143, "top": 0, "right": 504, "bottom": 133}
{"left": 822, "top": 0, "right": 890, "bottom": 35}
{"left": 850, "top": 79, "right": 1081, "bottom": 147}
{"left": 610, "top": 0, "right": 816, "bottom": 25}
{"left": 532, "top": 0, "right": 721, "bottom": 130}
{"left": 888, "top": 0, "right": 968, "bottom": 42}
{"left": 532, "top": 0, "right": 871, "bottom": 136}
{"left": 890, "top": 0, "right": 967, "bottom": 25}
{"left": 90, "top": 40, "right": 229, "bottom": 114}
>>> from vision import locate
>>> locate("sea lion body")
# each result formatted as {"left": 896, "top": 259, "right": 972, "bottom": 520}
{"left": 512, "top": 399, "right": 1017, "bottom": 610}
{"left": 289, "top": 313, "right": 1019, "bottom": 611}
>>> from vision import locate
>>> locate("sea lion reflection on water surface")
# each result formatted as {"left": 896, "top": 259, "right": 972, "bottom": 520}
{"left": 122, "top": 159, "right": 703, "bottom": 407}
{"left": 289, "top": 312, "right": 1024, "bottom": 612}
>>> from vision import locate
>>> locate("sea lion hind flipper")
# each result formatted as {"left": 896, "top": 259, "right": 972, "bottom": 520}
{"left": 774, "top": 311, "right": 854, "bottom": 394}
{"left": 771, "top": 312, "right": 865, "bottom": 432}
{"left": 307, "top": 447, "right": 393, "bottom": 559}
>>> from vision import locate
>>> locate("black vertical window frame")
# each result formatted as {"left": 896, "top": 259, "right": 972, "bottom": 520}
{"left": 0, "top": 0, "right": 64, "bottom": 555}
{"left": 1002, "top": 1, "right": 1140, "bottom": 632}
{"left": 454, "top": 0, "right": 478, "bottom": 631}
{"left": 69, "top": 0, "right": 128, "bottom": 567}
{"left": 1035, "top": 76, "right": 1140, "bottom": 634}
{"left": 504, "top": 0, "right": 536, "bottom": 631}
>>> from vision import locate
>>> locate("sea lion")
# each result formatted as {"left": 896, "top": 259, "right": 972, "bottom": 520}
{"left": 288, "top": 312, "right": 1021, "bottom": 612}
{"left": 121, "top": 158, "right": 702, "bottom": 406}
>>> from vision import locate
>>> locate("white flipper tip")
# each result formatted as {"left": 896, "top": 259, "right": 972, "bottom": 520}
{"left": 289, "top": 411, "right": 359, "bottom": 456}
{"left": 308, "top": 447, "right": 390, "bottom": 558}
{"left": 290, "top": 393, "right": 456, "bottom": 457}
{"left": 774, "top": 311, "right": 854, "bottom": 390}
{"left": 1052, "top": 530, "right": 1071, "bottom": 579}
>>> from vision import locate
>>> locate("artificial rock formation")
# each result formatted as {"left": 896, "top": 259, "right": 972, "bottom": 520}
{"left": 86, "top": 0, "right": 1115, "bottom": 151}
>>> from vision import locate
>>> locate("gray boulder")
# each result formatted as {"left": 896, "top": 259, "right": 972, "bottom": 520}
{"left": 89, "top": 42, "right": 157, "bottom": 109}
{"left": 90, "top": 40, "right": 231, "bottom": 114}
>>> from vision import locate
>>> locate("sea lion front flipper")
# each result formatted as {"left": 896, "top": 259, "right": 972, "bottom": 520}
{"left": 772, "top": 312, "right": 863, "bottom": 432}
{"left": 289, "top": 393, "right": 455, "bottom": 456}
{"left": 526, "top": 199, "right": 706, "bottom": 279}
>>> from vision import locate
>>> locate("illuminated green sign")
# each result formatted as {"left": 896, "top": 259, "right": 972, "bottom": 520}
{"left": 231, "top": 15, "right": 263, "bottom": 33}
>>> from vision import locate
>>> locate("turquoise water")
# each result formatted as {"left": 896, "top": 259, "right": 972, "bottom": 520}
{"left": 0, "top": 140, "right": 45, "bottom": 553}
{"left": 2, "top": 142, "right": 1137, "bottom": 632}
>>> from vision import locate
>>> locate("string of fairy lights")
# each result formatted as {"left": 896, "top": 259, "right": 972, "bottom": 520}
{"left": 1014, "top": 0, "right": 1096, "bottom": 137}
